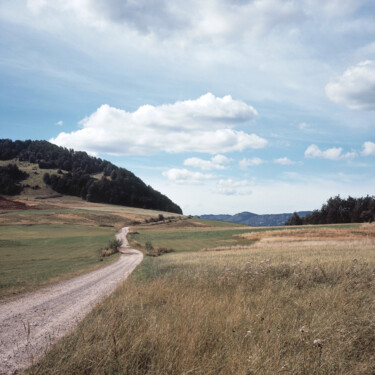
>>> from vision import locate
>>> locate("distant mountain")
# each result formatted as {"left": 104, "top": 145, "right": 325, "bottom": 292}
{"left": 199, "top": 211, "right": 312, "bottom": 226}
{"left": 0, "top": 139, "right": 182, "bottom": 214}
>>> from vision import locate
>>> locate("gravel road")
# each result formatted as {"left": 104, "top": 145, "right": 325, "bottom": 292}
{"left": 0, "top": 227, "right": 143, "bottom": 374}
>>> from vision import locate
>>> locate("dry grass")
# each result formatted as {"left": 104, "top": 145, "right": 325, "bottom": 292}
{"left": 236, "top": 224, "right": 375, "bottom": 242}
{"left": 27, "top": 224, "right": 375, "bottom": 375}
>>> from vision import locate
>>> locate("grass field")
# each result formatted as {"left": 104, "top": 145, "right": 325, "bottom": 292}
{"left": 130, "top": 227, "right": 257, "bottom": 252}
{"left": 27, "top": 222, "right": 375, "bottom": 375}
{"left": 0, "top": 196, "right": 186, "bottom": 300}
{"left": 0, "top": 224, "right": 117, "bottom": 299}
{"left": 129, "top": 221, "right": 362, "bottom": 253}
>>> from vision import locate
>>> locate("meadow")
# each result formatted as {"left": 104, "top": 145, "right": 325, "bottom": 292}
{"left": 27, "top": 221, "right": 375, "bottom": 375}
{"left": 0, "top": 196, "right": 182, "bottom": 299}
{"left": 0, "top": 224, "right": 117, "bottom": 299}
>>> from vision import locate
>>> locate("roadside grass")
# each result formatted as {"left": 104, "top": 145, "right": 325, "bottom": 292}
{"left": 28, "top": 224, "right": 375, "bottom": 375}
{"left": 0, "top": 224, "right": 117, "bottom": 299}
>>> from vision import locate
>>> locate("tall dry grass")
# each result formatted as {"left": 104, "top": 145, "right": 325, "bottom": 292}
{"left": 27, "top": 226, "right": 375, "bottom": 375}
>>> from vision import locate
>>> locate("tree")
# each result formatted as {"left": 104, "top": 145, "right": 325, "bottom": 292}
{"left": 285, "top": 212, "right": 302, "bottom": 226}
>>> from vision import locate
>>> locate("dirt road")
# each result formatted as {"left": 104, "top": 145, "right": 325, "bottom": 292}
{"left": 0, "top": 227, "right": 143, "bottom": 375}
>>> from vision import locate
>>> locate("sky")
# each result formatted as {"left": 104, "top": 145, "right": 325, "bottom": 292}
{"left": 1, "top": 0, "right": 375, "bottom": 215}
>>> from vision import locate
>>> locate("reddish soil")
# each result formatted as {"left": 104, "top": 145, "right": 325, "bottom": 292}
{"left": 0, "top": 196, "right": 31, "bottom": 210}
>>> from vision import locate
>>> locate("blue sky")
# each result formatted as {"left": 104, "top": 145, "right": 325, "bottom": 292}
{"left": 1, "top": 0, "right": 374, "bottom": 215}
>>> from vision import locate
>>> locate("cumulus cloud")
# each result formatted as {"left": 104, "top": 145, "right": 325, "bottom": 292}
{"left": 274, "top": 157, "right": 296, "bottom": 165}
{"left": 217, "top": 178, "right": 255, "bottom": 195}
{"left": 51, "top": 93, "right": 266, "bottom": 155}
{"left": 162, "top": 168, "right": 215, "bottom": 184}
{"left": 56, "top": 120, "right": 63, "bottom": 126}
{"left": 239, "top": 157, "right": 265, "bottom": 169}
{"left": 305, "top": 144, "right": 356, "bottom": 160}
{"left": 362, "top": 141, "right": 375, "bottom": 156}
{"left": 184, "top": 154, "right": 230, "bottom": 170}
{"left": 325, "top": 60, "right": 375, "bottom": 110}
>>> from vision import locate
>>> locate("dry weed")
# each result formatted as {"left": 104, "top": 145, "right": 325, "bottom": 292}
{"left": 27, "top": 226, "right": 375, "bottom": 375}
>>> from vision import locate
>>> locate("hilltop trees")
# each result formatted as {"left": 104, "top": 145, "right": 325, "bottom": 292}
{"left": 285, "top": 195, "right": 375, "bottom": 225}
{"left": 0, "top": 139, "right": 182, "bottom": 214}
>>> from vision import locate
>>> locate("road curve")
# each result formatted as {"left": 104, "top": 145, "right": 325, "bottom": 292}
{"left": 0, "top": 227, "right": 143, "bottom": 375}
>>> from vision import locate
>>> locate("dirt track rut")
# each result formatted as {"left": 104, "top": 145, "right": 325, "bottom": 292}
{"left": 0, "top": 227, "right": 143, "bottom": 374}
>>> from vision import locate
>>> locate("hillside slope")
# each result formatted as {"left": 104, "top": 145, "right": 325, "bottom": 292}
{"left": 0, "top": 139, "right": 182, "bottom": 214}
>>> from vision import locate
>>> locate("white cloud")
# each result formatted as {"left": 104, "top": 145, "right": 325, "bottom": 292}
{"left": 25, "top": 0, "right": 305, "bottom": 40}
{"left": 27, "top": 0, "right": 48, "bottom": 14}
{"left": 326, "top": 60, "right": 375, "bottom": 110}
{"left": 305, "top": 144, "right": 356, "bottom": 160}
{"left": 184, "top": 154, "right": 230, "bottom": 170}
{"left": 217, "top": 178, "right": 255, "bottom": 196}
{"left": 362, "top": 141, "right": 375, "bottom": 156}
{"left": 51, "top": 93, "right": 266, "bottom": 155}
{"left": 56, "top": 120, "right": 63, "bottom": 126}
{"left": 239, "top": 157, "right": 265, "bottom": 169}
{"left": 162, "top": 168, "right": 215, "bottom": 184}
{"left": 274, "top": 157, "right": 296, "bottom": 165}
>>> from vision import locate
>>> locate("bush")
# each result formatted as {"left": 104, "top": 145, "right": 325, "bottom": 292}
{"left": 99, "top": 239, "right": 122, "bottom": 258}
{"left": 145, "top": 241, "right": 154, "bottom": 252}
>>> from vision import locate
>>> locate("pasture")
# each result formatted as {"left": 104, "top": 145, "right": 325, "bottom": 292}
{"left": 0, "top": 196, "right": 184, "bottom": 299}
{"left": 28, "top": 222, "right": 375, "bottom": 375}
{"left": 0, "top": 224, "right": 116, "bottom": 299}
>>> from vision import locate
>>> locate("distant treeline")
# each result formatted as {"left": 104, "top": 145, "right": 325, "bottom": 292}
{"left": 0, "top": 139, "right": 182, "bottom": 214}
{"left": 0, "top": 164, "right": 29, "bottom": 195}
{"left": 285, "top": 195, "right": 375, "bottom": 225}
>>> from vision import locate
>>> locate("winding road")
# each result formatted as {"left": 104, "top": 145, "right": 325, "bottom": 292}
{"left": 0, "top": 227, "right": 143, "bottom": 375}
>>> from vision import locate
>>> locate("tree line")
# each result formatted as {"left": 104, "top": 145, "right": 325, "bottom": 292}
{"left": 0, "top": 139, "right": 110, "bottom": 174}
{"left": 285, "top": 195, "right": 375, "bottom": 225}
{"left": 0, "top": 139, "right": 182, "bottom": 214}
{"left": 0, "top": 164, "right": 29, "bottom": 195}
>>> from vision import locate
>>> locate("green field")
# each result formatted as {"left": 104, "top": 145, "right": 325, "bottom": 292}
{"left": 130, "top": 227, "right": 255, "bottom": 252}
{"left": 129, "top": 221, "right": 361, "bottom": 253}
{"left": 0, "top": 224, "right": 117, "bottom": 299}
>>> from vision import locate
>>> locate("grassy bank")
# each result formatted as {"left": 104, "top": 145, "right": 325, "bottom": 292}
{"left": 0, "top": 224, "right": 117, "bottom": 299}
{"left": 27, "top": 224, "right": 375, "bottom": 375}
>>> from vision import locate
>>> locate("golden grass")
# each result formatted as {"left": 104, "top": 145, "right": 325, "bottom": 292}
{"left": 236, "top": 224, "right": 375, "bottom": 242}
{"left": 28, "top": 224, "right": 375, "bottom": 375}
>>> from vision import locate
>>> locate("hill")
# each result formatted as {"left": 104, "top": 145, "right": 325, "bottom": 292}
{"left": 199, "top": 211, "right": 311, "bottom": 226}
{"left": 0, "top": 139, "right": 182, "bottom": 214}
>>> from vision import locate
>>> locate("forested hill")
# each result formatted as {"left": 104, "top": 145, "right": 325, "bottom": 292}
{"left": 0, "top": 139, "right": 182, "bottom": 214}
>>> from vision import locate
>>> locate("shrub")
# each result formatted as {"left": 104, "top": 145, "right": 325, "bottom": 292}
{"left": 99, "top": 239, "right": 122, "bottom": 258}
